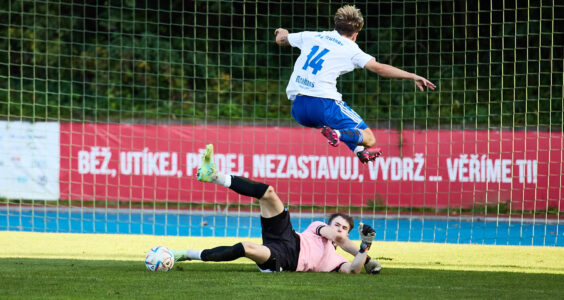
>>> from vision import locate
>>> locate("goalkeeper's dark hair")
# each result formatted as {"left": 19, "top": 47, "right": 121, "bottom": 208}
{"left": 328, "top": 213, "right": 354, "bottom": 232}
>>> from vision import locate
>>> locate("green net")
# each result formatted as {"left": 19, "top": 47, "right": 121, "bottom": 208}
{"left": 0, "top": 1, "right": 562, "bottom": 245}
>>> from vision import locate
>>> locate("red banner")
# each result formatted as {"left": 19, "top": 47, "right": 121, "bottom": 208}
{"left": 59, "top": 123, "right": 564, "bottom": 211}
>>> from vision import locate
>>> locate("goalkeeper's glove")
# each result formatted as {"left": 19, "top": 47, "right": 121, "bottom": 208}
{"left": 364, "top": 255, "right": 382, "bottom": 274}
{"left": 358, "top": 222, "right": 375, "bottom": 253}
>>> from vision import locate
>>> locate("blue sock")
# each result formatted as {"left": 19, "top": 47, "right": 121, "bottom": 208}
{"left": 344, "top": 141, "right": 358, "bottom": 152}
{"left": 338, "top": 129, "right": 363, "bottom": 145}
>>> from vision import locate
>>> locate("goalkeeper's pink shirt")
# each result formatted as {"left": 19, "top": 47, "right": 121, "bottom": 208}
{"left": 295, "top": 221, "right": 348, "bottom": 272}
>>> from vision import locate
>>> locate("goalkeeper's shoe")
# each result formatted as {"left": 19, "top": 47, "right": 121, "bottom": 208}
{"left": 197, "top": 144, "right": 217, "bottom": 183}
{"left": 171, "top": 250, "right": 191, "bottom": 262}
{"left": 356, "top": 148, "right": 383, "bottom": 164}
{"left": 321, "top": 126, "right": 340, "bottom": 147}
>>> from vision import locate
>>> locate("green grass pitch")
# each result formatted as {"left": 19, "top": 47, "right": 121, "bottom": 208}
{"left": 1, "top": 232, "right": 563, "bottom": 299}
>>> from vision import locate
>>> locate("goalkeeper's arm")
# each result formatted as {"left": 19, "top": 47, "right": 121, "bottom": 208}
{"left": 338, "top": 250, "right": 368, "bottom": 274}
{"left": 339, "top": 223, "right": 376, "bottom": 274}
{"left": 320, "top": 223, "right": 377, "bottom": 274}
{"left": 340, "top": 240, "right": 381, "bottom": 274}
{"left": 339, "top": 223, "right": 381, "bottom": 274}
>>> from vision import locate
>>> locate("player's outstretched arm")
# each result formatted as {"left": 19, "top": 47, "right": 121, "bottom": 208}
{"left": 274, "top": 28, "right": 290, "bottom": 46}
{"left": 339, "top": 251, "right": 368, "bottom": 274}
{"left": 339, "top": 237, "right": 360, "bottom": 254}
{"left": 364, "top": 58, "right": 436, "bottom": 91}
{"left": 319, "top": 223, "right": 376, "bottom": 274}
{"left": 338, "top": 235, "right": 382, "bottom": 274}
{"left": 318, "top": 224, "right": 371, "bottom": 254}
{"left": 338, "top": 223, "right": 376, "bottom": 273}
{"left": 318, "top": 224, "right": 347, "bottom": 246}
{"left": 320, "top": 230, "right": 365, "bottom": 274}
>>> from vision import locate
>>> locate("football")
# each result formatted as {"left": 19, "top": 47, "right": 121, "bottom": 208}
{"left": 145, "top": 246, "right": 175, "bottom": 272}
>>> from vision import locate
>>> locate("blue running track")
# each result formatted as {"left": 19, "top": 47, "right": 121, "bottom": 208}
{"left": 1, "top": 208, "right": 562, "bottom": 246}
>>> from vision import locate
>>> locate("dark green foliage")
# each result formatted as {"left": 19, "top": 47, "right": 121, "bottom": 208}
{"left": 0, "top": 1, "right": 562, "bottom": 129}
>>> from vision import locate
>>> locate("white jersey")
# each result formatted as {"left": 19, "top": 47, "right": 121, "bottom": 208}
{"left": 286, "top": 30, "right": 374, "bottom": 101}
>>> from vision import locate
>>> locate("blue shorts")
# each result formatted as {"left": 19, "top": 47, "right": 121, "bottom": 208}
{"left": 291, "top": 95, "right": 368, "bottom": 130}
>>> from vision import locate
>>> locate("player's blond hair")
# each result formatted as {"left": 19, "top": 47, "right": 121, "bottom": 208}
{"left": 334, "top": 5, "right": 364, "bottom": 36}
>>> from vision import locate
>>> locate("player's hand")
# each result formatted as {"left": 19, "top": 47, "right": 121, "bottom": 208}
{"left": 413, "top": 74, "right": 436, "bottom": 91}
{"left": 358, "top": 222, "right": 376, "bottom": 253}
{"left": 364, "top": 256, "right": 382, "bottom": 274}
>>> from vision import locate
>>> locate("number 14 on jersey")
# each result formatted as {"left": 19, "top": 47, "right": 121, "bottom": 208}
{"left": 302, "top": 46, "right": 330, "bottom": 75}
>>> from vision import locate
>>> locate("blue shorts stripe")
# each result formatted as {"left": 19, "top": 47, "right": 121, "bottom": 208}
{"left": 336, "top": 100, "right": 362, "bottom": 124}
{"left": 291, "top": 95, "right": 368, "bottom": 130}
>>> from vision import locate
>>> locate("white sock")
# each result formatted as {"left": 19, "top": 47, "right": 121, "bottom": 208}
{"left": 212, "top": 172, "right": 232, "bottom": 188}
{"left": 334, "top": 130, "right": 341, "bottom": 138}
{"left": 186, "top": 249, "right": 202, "bottom": 260}
{"left": 354, "top": 145, "right": 365, "bottom": 154}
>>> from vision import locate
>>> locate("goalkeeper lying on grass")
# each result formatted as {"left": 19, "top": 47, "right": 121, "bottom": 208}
{"left": 171, "top": 144, "right": 381, "bottom": 274}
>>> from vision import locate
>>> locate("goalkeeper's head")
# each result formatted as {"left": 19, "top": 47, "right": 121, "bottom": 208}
{"left": 334, "top": 5, "right": 364, "bottom": 37}
{"left": 328, "top": 212, "right": 355, "bottom": 234}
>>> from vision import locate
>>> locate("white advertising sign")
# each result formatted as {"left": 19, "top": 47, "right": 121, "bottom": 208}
{"left": 0, "top": 121, "right": 60, "bottom": 200}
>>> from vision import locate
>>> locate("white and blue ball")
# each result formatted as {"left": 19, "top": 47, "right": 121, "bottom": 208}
{"left": 145, "top": 246, "right": 175, "bottom": 272}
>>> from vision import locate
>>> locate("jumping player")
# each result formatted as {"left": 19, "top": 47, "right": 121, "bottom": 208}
{"left": 275, "top": 5, "right": 436, "bottom": 163}
{"left": 171, "top": 144, "right": 382, "bottom": 274}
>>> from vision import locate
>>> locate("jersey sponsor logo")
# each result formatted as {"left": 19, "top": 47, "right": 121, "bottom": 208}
{"left": 314, "top": 33, "right": 344, "bottom": 46}
{"left": 296, "top": 76, "right": 315, "bottom": 88}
